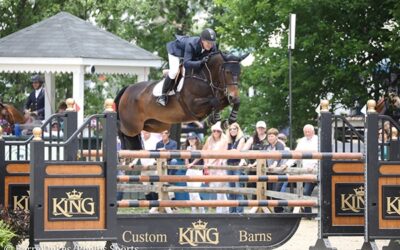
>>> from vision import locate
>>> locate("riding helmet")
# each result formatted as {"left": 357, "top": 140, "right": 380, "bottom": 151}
{"left": 31, "top": 74, "right": 44, "bottom": 84}
{"left": 200, "top": 28, "right": 217, "bottom": 42}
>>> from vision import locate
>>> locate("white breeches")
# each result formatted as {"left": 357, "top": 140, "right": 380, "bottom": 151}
{"left": 168, "top": 54, "right": 181, "bottom": 79}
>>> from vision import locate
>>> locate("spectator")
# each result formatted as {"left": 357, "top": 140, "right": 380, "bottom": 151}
{"left": 240, "top": 121, "right": 269, "bottom": 198}
{"left": 225, "top": 122, "right": 246, "bottom": 213}
{"left": 282, "top": 124, "right": 318, "bottom": 213}
{"left": 156, "top": 130, "right": 178, "bottom": 175}
{"left": 184, "top": 121, "right": 205, "bottom": 141}
{"left": 265, "top": 128, "right": 287, "bottom": 213}
{"left": 58, "top": 101, "right": 67, "bottom": 113}
{"left": 203, "top": 122, "right": 229, "bottom": 213}
{"left": 278, "top": 133, "right": 289, "bottom": 147}
{"left": 266, "top": 128, "right": 287, "bottom": 170}
{"left": 185, "top": 132, "right": 205, "bottom": 213}
{"left": 25, "top": 74, "right": 45, "bottom": 120}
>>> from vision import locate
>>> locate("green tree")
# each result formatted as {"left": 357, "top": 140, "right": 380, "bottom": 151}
{"left": 214, "top": 0, "right": 400, "bottom": 142}
{"left": 0, "top": 0, "right": 212, "bottom": 114}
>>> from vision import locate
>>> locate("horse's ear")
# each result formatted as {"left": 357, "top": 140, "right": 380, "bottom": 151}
{"left": 239, "top": 53, "right": 250, "bottom": 62}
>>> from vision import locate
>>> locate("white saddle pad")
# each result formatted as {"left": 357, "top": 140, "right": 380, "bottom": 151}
{"left": 152, "top": 77, "right": 185, "bottom": 97}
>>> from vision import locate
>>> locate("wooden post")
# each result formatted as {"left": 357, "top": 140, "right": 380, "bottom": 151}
{"left": 152, "top": 158, "right": 172, "bottom": 213}
{"left": 250, "top": 159, "right": 270, "bottom": 213}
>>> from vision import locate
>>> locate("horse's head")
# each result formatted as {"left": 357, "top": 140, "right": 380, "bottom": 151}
{"left": 205, "top": 51, "right": 248, "bottom": 104}
{"left": 0, "top": 103, "right": 9, "bottom": 122}
{"left": 0, "top": 102, "right": 26, "bottom": 125}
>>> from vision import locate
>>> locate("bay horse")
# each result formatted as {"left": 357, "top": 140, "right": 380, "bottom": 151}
{"left": 0, "top": 103, "right": 27, "bottom": 125}
{"left": 115, "top": 51, "right": 248, "bottom": 150}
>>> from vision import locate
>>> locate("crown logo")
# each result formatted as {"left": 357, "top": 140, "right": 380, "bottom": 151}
{"left": 192, "top": 220, "right": 208, "bottom": 230}
{"left": 353, "top": 186, "right": 364, "bottom": 196}
{"left": 66, "top": 189, "right": 83, "bottom": 200}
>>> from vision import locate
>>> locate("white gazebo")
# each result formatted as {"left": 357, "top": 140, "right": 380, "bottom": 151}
{"left": 0, "top": 12, "right": 162, "bottom": 124}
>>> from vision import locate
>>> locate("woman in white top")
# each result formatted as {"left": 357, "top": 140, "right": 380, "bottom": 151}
{"left": 203, "top": 122, "right": 229, "bottom": 213}
{"left": 185, "top": 132, "right": 205, "bottom": 213}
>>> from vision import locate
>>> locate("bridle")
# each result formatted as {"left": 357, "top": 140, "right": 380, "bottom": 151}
{"left": 202, "top": 54, "right": 241, "bottom": 104}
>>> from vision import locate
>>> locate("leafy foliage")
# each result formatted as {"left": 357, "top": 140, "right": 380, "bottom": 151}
{"left": 0, "top": 206, "right": 30, "bottom": 247}
{"left": 3, "top": 0, "right": 399, "bottom": 142}
{"left": 0, "top": 0, "right": 212, "bottom": 113}
{"left": 214, "top": 0, "right": 400, "bottom": 142}
{"left": 0, "top": 220, "right": 15, "bottom": 249}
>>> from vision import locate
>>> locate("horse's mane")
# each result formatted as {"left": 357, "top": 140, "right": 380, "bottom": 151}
{"left": 208, "top": 51, "right": 241, "bottom": 62}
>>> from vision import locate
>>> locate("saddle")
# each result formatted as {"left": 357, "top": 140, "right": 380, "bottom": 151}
{"left": 153, "top": 65, "right": 185, "bottom": 97}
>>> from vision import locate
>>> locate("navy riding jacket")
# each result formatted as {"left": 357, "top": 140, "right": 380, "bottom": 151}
{"left": 25, "top": 89, "right": 45, "bottom": 120}
{"left": 166, "top": 35, "right": 217, "bottom": 71}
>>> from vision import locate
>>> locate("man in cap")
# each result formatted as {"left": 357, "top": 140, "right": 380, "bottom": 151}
{"left": 157, "top": 28, "right": 218, "bottom": 106}
{"left": 25, "top": 74, "right": 45, "bottom": 120}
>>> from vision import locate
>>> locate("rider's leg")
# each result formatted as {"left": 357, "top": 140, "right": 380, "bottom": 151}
{"left": 157, "top": 54, "right": 180, "bottom": 106}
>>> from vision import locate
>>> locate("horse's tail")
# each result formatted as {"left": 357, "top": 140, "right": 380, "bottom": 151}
{"left": 114, "top": 86, "right": 143, "bottom": 150}
{"left": 114, "top": 86, "right": 128, "bottom": 120}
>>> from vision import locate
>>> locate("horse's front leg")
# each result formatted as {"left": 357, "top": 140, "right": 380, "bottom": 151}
{"left": 207, "top": 110, "right": 221, "bottom": 126}
{"left": 228, "top": 98, "right": 240, "bottom": 125}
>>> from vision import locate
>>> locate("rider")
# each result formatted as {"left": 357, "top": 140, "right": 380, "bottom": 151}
{"left": 156, "top": 28, "right": 218, "bottom": 106}
{"left": 25, "top": 74, "right": 45, "bottom": 120}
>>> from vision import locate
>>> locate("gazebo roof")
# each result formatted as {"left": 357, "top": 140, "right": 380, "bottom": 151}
{"left": 0, "top": 12, "right": 162, "bottom": 74}
{"left": 0, "top": 11, "right": 163, "bottom": 124}
{"left": 0, "top": 11, "right": 160, "bottom": 61}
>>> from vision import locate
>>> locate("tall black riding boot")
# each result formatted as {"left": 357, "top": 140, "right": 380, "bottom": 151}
{"left": 157, "top": 76, "right": 174, "bottom": 106}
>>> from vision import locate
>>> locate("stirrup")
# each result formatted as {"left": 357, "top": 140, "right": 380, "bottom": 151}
{"left": 156, "top": 95, "right": 168, "bottom": 106}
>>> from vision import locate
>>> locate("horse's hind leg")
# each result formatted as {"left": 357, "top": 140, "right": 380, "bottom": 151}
{"left": 118, "top": 130, "right": 143, "bottom": 150}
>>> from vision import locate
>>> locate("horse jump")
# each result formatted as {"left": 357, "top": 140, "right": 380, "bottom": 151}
{"left": 1, "top": 99, "right": 400, "bottom": 249}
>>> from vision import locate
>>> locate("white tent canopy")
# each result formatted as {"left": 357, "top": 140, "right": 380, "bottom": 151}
{"left": 0, "top": 12, "right": 162, "bottom": 124}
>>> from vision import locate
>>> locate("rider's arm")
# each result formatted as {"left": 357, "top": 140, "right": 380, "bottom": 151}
{"left": 183, "top": 43, "right": 202, "bottom": 70}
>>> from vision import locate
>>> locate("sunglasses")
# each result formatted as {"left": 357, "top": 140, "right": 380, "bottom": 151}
{"left": 229, "top": 127, "right": 238, "bottom": 131}
{"left": 212, "top": 130, "right": 222, "bottom": 133}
